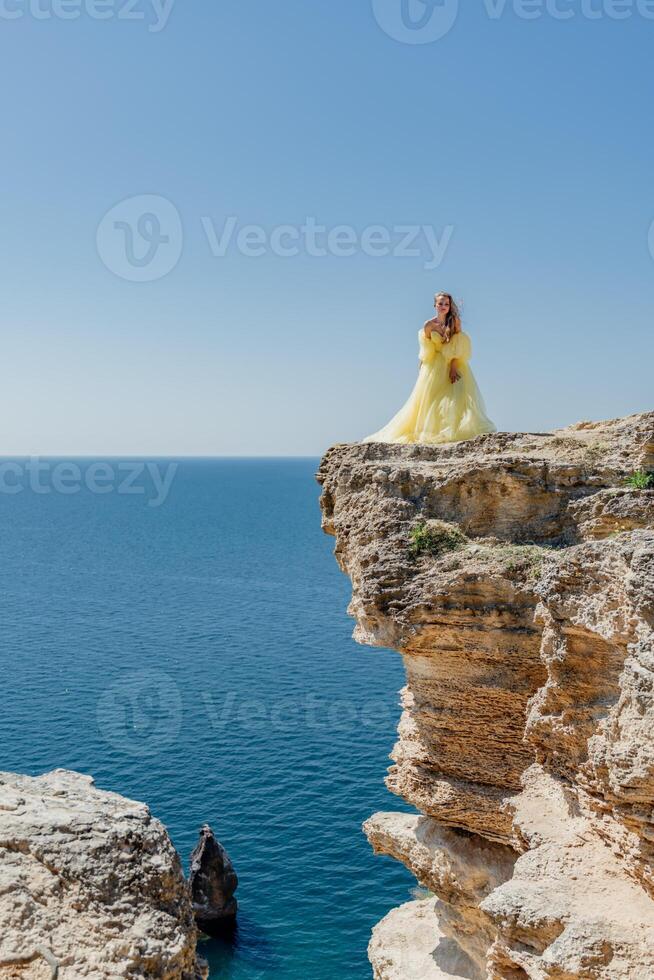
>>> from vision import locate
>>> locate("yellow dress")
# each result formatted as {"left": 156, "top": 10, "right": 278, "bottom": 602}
{"left": 362, "top": 327, "right": 496, "bottom": 445}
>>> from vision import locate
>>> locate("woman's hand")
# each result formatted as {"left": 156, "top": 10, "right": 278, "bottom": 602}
{"left": 449, "top": 359, "right": 461, "bottom": 384}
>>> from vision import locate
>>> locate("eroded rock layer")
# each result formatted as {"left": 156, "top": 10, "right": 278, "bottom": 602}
{"left": 317, "top": 412, "right": 654, "bottom": 979}
{"left": 0, "top": 769, "right": 205, "bottom": 979}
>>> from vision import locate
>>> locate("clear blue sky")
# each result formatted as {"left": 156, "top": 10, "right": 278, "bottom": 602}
{"left": 1, "top": 1, "right": 652, "bottom": 455}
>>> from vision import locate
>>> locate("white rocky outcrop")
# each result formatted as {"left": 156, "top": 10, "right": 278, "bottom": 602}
{"left": 0, "top": 769, "right": 205, "bottom": 979}
{"left": 318, "top": 412, "right": 654, "bottom": 979}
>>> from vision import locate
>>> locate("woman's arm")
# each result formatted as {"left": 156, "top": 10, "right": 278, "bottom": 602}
{"left": 444, "top": 331, "right": 471, "bottom": 384}
{"left": 446, "top": 331, "right": 472, "bottom": 362}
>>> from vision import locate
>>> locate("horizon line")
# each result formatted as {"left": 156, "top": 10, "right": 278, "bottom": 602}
{"left": 0, "top": 453, "right": 330, "bottom": 459}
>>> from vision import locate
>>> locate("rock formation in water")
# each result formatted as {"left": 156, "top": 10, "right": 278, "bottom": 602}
{"left": 189, "top": 824, "right": 238, "bottom": 937}
{"left": 0, "top": 769, "right": 207, "bottom": 979}
{"left": 317, "top": 411, "right": 654, "bottom": 979}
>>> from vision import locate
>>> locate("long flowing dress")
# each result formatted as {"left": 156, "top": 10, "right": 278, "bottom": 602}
{"left": 362, "top": 327, "right": 496, "bottom": 445}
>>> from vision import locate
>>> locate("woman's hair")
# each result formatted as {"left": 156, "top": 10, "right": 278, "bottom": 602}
{"left": 435, "top": 292, "right": 462, "bottom": 336}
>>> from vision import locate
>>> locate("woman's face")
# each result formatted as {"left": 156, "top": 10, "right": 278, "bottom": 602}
{"left": 435, "top": 294, "right": 451, "bottom": 317}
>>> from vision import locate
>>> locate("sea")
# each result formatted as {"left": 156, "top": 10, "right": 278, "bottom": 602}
{"left": 0, "top": 457, "right": 414, "bottom": 979}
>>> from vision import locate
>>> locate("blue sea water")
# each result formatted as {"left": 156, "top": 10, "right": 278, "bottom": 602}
{"left": 0, "top": 458, "right": 414, "bottom": 979}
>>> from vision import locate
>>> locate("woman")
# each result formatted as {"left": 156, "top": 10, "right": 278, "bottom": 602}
{"left": 362, "top": 293, "right": 496, "bottom": 445}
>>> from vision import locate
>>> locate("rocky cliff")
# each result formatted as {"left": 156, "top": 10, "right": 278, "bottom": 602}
{"left": 0, "top": 769, "right": 206, "bottom": 979}
{"left": 317, "top": 412, "right": 654, "bottom": 979}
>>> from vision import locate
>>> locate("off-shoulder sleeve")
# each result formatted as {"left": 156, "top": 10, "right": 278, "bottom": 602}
{"left": 443, "top": 331, "right": 471, "bottom": 363}
{"left": 418, "top": 328, "right": 435, "bottom": 364}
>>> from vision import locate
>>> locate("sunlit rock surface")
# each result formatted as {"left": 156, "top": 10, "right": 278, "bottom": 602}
{"left": 0, "top": 769, "right": 205, "bottom": 979}
{"left": 318, "top": 411, "right": 654, "bottom": 979}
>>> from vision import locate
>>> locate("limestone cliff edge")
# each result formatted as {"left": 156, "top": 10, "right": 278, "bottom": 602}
{"left": 317, "top": 412, "right": 654, "bottom": 979}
